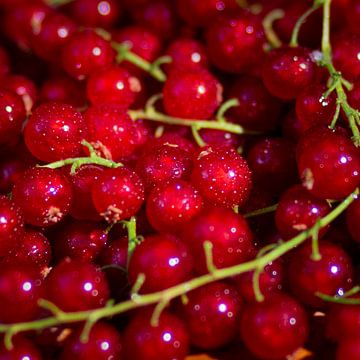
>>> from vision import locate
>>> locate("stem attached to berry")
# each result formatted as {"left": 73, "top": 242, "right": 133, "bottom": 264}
{"left": 262, "top": 9, "right": 285, "bottom": 49}
{"left": 244, "top": 204, "right": 278, "bottom": 218}
{"left": 38, "top": 140, "right": 122, "bottom": 174}
{"left": 120, "top": 216, "right": 141, "bottom": 268}
{"left": 317, "top": 285, "right": 360, "bottom": 304}
{"left": 0, "top": 188, "right": 357, "bottom": 349}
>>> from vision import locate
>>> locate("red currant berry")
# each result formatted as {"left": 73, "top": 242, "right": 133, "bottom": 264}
{"left": 62, "top": 29, "right": 115, "bottom": 80}
{"left": 13, "top": 167, "right": 73, "bottom": 227}
{"left": 24, "top": 102, "right": 87, "bottom": 162}
{"left": 297, "top": 126, "right": 360, "bottom": 200}
{"left": 191, "top": 145, "right": 252, "bottom": 208}
{"left": 0, "top": 89, "right": 26, "bottom": 145}
{"left": 346, "top": 197, "right": 360, "bottom": 243}
{"left": 0, "top": 195, "right": 24, "bottom": 256}
{"left": 65, "top": 164, "right": 105, "bottom": 221}
{"left": 60, "top": 322, "right": 122, "bottom": 360}
{"left": 295, "top": 84, "right": 337, "bottom": 132}
{"left": 206, "top": 11, "right": 265, "bottom": 74}
{"left": 92, "top": 167, "right": 145, "bottom": 223}
{"left": 288, "top": 241, "right": 354, "bottom": 307}
{"left": 124, "top": 309, "right": 189, "bottom": 360}
{"left": 136, "top": 143, "right": 192, "bottom": 191}
{"left": 0, "top": 264, "right": 43, "bottom": 323}
{"left": 45, "top": 258, "right": 109, "bottom": 312}
{"left": 146, "top": 180, "right": 203, "bottom": 233}
{"left": 69, "top": 0, "right": 122, "bottom": 29}
{"left": 182, "top": 208, "right": 254, "bottom": 274}
{"left": 275, "top": 185, "right": 331, "bottom": 239}
{"left": 0, "top": 335, "right": 42, "bottom": 360}
{"left": 227, "top": 75, "right": 282, "bottom": 132}
{"left": 128, "top": 234, "right": 193, "bottom": 293}
{"left": 181, "top": 282, "right": 242, "bottom": 349}
{"left": 84, "top": 104, "right": 139, "bottom": 161}
{"left": 240, "top": 293, "right": 309, "bottom": 359}
{"left": 163, "top": 68, "right": 222, "bottom": 120}
{"left": 336, "top": 338, "right": 360, "bottom": 360}
{"left": 0, "top": 46, "right": 10, "bottom": 78}
{"left": 53, "top": 220, "right": 107, "bottom": 262}
{"left": 262, "top": 46, "right": 317, "bottom": 100}
{"left": 86, "top": 65, "right": 141, "bottom": 107}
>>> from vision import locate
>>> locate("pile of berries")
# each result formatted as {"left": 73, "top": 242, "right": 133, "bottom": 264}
{"left": 0, "top": 0, "right": 360, "bottom": 359}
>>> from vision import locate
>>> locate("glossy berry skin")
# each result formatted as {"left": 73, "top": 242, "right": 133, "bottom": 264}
{"left": 288, "top": 241, "right": 354, "bottom": 308}
{"left": 24, "top": 102, "right": 86, "bottom": 162}
{"left": 146, "top": 180, "right": 203, "bottom": 233}
{"left": 13, "top": 167, "right": 73, "bottom": 227}
{"left": 297, "top": 127, "right": 360, "bottom": 200}
{"left": 275, "top": 185, "right": 331, "bottom": 239}
{"left": 347, "top": 198, "right": 360, "bottom": 243}
{"left": 0, "top": 195, "right": 24, "bottom": 257}
{"left": 327, "top": 302, "right": 360, "bottom": 341}
{"left": 227, "top": 75, "right": 282, "bottom": 132}
{"left": 0, "top": 264, "right": 43, "bottom": 323}
{"left": 0, "top": 336, "right": 42, "bottom": 360}
{"left": 62, "top": 29, "right": 115, "bottom": 80}
{"left": 336, "top": 338, "right": 360, "bottom": 360}
{"left": 53, "top": 221, "right": 107, "bottom": 262}
{"left": 247, "top": 138, "right": 296, "bottom": 195}
{"left": 85, "top": 105, "right": 139, "bottom": 161}
{"left": 206, "top": 12, "right": 265, "bottom": 74}
{"left": 181, "top": 282, "right": 242, "bottom": 350}
{"left": 65, "top": 164, "right": 104, "bottom": 221}
{"left": 234, "top": 260, "right": 284, "bottom": 302}
{"left": 262, "top": 46, "right": 317, "bottom": 100}
{"left": 2, "top": 74, "right": 38, "bottom": 113}
{"left": 128, "top": 234, "right": 193, "bottom": 293}
{"left": 136, "top": 143, "right": 192, "bottom": 191}
{"left": 86, "top": 65, "right": 141, "bottom": 107}
{"left": 182, "top": 208, "right": 254, "bottom": 274}
{"left": 69, "top": 0, "right": 122, "bottom": 29}
{"left": 124, "top": 309, "right": 189, "bottom": 360}
{"left": 164, "top": 38, "right": 208, "bottom": 73}
{"left": 92, "top": 167, "right": 145, "bottom": 223}
{"left": 0, "top": 89, "right": 26, "bottom": 145}
{"left": 295, "top": 84, "right": 337, "bottom": 132}
{"left": 45, "top": 258, "right": 110, "bottom": 312}
{"left": 191, "top": 146, "right": 252, "bottom": 208}
{"left": 60, "top": 322, "right": 122, "bottom": 360}
{"left": 240, "top": 293, "right": 308, "bottom": 360}
{"left": 333, "top": 33, "right": 360, "bottom": 80}
{"left": 163, "top": 68, "right": 222, "bottom": 120}
{"left": 31, "top": 13, "right": 76, "bottom": 62}
{"left": 4, "top": 229, "right": 51, "bottom": 270}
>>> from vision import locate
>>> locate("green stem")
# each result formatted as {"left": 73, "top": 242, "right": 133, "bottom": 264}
{"left": 262, "top": 9, "right": 285, "bottom": 49}
{"left": 216, "top": 98, "right": 239, "bottom": 122}
{"left": 311, "top": 220, "right": 322, "bottom": 261}
{"left": 38, "top": 140, "right": 122, "bottom": 174}
{"left": 244, "top": 204, "right": 278, "bottom": 218}
{"left": 0, "top": 188, "right": 357, "bottom": 348}
{"left": 122, "top": 217, "right": 138, "bottom": 268}
{"left": 317, "top": 285, "right": 360, "bottom": 304}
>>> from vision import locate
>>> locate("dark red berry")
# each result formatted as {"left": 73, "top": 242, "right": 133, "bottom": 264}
{"left": 24, "top": 102, "right": 87, "bottom": 162}
{"left": 336, "top": 338, "right": 360, "bottom": 360}
{"left": 0, "top": 89, "right": 26, "bottom": 145}
{"left": 45, "top": 258, "right": 110, "bottom": 312}
{"left": 0, "top": 46, "right": 10, "bottom": 78}
{"left": 275, "top": 185, "right": 331, "bottom": 239}
{"left": 62, "top": 29, "right": 115, "bottom": 80}
{"left": 182, "top": 208, "right": 254, "bottom": 274}
{"left": 297, "top": 126, "right": 360, "bottom": 200}
{"left": 0, "top": 264, "right": 43, "bottom": 323}
{"left": 124, "top": 309, "right": 189, "bottom": 360}
{"left": 206, "top": 11, "right": 265, "bottom": 73}
{"left": 163, "top": 68, "right": 222, "bottom": 120}
{"left": 181, "top": 282, "right": 242, "bottom": 349}
{"left": 346, "top": 197, "right": 360, "bottom": 243}
{"left": 128, "top": 234, "right": 193, "bottom": 293}
{"left": 240, "top": 293, "right": 309, "bottom": 359}
{"left": 146, "top": 180, "right": 203, "bottom": 233}
{"left": 92, "top": 167, "right": 145, "bottom": 223}
{"left": 191, "top": 145, "right": 252, "bottom": 208}
{"left": 60, "top": 322, "right": 122, "bottom": 360}
{"left": 0, "top": 335, "right": 42, "bottom": 360}
{"left": 262, "top": 46, "right": 317, "bottom": 100}
{"left": 288, "top": 241, "right": 354, "bottom": 307}
{"left": 13, "top": 167, "right": 73, "bottom": 227}
{"left": 0, "top": 195, "right": 24, "bottom": 256}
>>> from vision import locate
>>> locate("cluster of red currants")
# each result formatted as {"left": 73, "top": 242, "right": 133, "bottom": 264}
{"left": 0, "top": 0, "right": 360, "bottom": 359}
